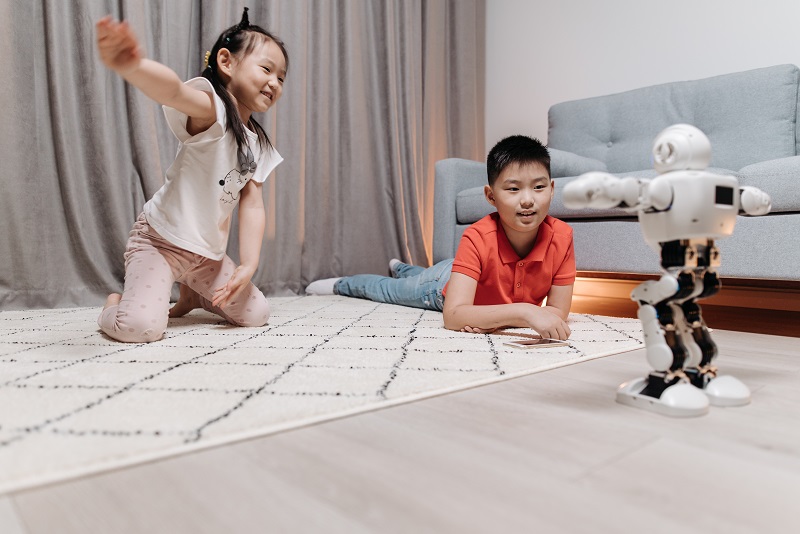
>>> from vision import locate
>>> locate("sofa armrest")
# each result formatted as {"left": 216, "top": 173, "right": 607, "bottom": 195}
{"left": 548, "top": 148, "right": 607, "bottom": 178}
{"left": 738, "top": 156, "right": 800, "bottom": 213}
{"left": 433, "top": 158, "right": 487, "bottom": 263}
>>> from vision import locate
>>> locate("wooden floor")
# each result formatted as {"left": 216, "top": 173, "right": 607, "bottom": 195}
{"left": 2, "top": 328, "right": 798, "bottom": 533}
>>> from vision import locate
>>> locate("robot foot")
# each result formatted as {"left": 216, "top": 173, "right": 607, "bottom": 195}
{"left": 685, "top": 369, "right": 751, "bottom": 407}
{"left": 616, "top": 374, "right": 709, "bottom": 417}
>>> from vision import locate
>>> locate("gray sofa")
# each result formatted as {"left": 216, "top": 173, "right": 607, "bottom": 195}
{"left": 433, "top": 64, "right": 800, "bottom": 281}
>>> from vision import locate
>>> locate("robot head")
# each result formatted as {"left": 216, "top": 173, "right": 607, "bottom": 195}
{"left": 652, "top": 124, "right": 711, "bottom": 173}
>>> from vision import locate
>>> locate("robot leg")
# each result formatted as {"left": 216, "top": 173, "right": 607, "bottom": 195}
{"left": 680, "top": 271, "right": 750, "bottom": 406}
{"left": 616, "top": 283, "right": 709, "bottom": 417}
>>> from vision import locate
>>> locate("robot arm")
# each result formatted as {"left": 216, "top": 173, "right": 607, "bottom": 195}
{"left": 562, "top": 172, "right": 641, "bottom": 210}
{"left": 739, "top": 186, "right": 771, "bottom": 216}
{"left": 562, "top": 172, "right": 673, "bottom": 212}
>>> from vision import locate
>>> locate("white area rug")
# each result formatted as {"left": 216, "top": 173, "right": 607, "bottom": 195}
{"left": 0, "top": 296, "right": 643, "bottom": 494}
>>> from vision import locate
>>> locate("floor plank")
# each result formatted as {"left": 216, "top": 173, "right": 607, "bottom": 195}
{"left": 9, "top": 330, "right": 799, "bottom": 533}
{"left": 0, "top": 497, "right": 26, "bottom": 534}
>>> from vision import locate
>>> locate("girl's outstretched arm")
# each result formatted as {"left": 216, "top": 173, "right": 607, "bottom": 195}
{"left": 96, "top": 16, "right": 215, "bottom": 127}
{"left": 212, "top": 179, "right": 266, "bottom": 308}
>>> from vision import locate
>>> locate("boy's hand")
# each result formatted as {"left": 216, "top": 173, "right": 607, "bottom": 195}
{"left": 96, "top": 16, "right": 143, "bottom": 75}
{"left": 212, "top": 265, "right": 256, "bottom": 309}
{"left": 527, "top": 306, "right": 571, "bottom": 340}
{"left": 461, "top": 325, "right": 497, "bottom": 334}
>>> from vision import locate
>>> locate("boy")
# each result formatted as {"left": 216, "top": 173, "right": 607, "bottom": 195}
{"left": 306, "top": 135, "right": 575, "bottom": 339}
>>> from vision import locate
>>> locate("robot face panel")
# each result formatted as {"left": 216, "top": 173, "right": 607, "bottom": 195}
{"left": 652, "top": 124, "right": 711, "bottom": 173}
{"left": 715, "top": 186, "right": 734, "bottom": 206}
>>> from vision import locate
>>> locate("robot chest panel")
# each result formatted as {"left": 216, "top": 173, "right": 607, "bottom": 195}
{"left": 639, "top": 173, "right": 739, "bottom": 242}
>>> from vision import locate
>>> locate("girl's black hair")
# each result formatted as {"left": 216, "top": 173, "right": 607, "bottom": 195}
{"left": 202, "top": 7, "right": 289, "bottom": 157}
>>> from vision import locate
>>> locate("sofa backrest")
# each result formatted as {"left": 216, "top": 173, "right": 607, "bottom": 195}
{"left": 547, "top": 64, "right": 800, "bottom": 173}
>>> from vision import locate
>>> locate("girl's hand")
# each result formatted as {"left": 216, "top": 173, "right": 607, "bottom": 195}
{"left": 212, "top": 265, "right": 257, "bottom": 309}
{"left": 96, "top": 16, "right": 143, "bottom": 75}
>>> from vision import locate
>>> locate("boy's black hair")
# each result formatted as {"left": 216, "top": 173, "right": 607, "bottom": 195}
{"left": 486, "top": 135, "right": 551, "bottom": 186}
{"left": 202, "top": 7, "right": 289, "bottom": 157}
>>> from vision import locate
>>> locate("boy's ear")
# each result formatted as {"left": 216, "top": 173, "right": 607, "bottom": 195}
{"left": 484, "top": 185, "right": 496, "bottom": 206}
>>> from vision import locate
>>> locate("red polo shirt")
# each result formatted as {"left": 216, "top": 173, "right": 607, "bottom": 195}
{"left": 450, "top": 213, "right": 576, "bottom": 306}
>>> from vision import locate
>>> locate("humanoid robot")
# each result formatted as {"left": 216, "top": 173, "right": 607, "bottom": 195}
{"left": 563, "top": 124, "right": 771, "bottom": 417}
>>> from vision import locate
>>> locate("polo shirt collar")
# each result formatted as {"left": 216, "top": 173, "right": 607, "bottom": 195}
{"left": 493, "top": 213, "right": 555, "bottom": 264}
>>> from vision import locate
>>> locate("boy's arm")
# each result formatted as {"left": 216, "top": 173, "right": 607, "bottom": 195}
{"left": 442, "top": 273, "right": 572, "bottom": 339}
{"left": 212, "top": 180, "right": 265, "bottom": 308}
{"left": 543, "top": 283, "right": 573, "bottom": 320}
{"left": 96, "top": 16, "right": 216, "bottom": 129}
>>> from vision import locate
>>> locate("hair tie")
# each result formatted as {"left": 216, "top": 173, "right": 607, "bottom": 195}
{"left": 203, "top": 50, "right": 211, "bottom": 69}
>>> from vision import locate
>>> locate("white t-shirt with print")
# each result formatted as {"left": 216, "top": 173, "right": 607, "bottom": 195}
{"left": 143, "top": 77, "right": 283, "bottom": 260}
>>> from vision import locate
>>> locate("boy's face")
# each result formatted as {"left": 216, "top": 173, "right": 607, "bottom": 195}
{"left": 484, "top": 162, "right": 553, "bottom": 242}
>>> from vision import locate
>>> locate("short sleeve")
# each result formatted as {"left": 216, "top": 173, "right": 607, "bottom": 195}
{"left": 162, "top": 77, "right": 226, "bottom": 143}
{"left": 552, "top": 228, "right": 577, "bottom": 285}
{"left": 250, "top": 145, "right": 284, "bottom": 184}
{"left": 451, "top": 229, "right": 483, "bottom": 281}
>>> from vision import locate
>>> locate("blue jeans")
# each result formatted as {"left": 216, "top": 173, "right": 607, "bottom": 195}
{"left": 334, "top": 259, "right": 453, "bottom": 311}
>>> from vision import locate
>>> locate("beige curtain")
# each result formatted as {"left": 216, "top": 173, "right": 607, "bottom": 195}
{"left": 0, "top": 0, "right": 485, "bottom": 309}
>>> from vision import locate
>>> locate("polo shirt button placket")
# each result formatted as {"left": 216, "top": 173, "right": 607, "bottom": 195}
{"left": 514, "top": 259, "right": 523, "bottom": 298}
{"left": 514, "top": 262, "right": 524, "bottom": 297}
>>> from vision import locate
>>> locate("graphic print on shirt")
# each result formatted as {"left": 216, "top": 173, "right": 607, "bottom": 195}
{"left": 219, "top": 146, "right": 258, "bottom": 204}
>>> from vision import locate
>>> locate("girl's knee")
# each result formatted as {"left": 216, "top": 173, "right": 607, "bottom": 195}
{"left": 98, "top": 306, "right": 167, "bottom": 343}
{"left": 230, "top": 293, "right": 270, "bottom": 327}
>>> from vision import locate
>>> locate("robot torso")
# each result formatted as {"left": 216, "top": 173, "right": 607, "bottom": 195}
{"left": 639, "top": 171, "right": 740, "bottom": 247}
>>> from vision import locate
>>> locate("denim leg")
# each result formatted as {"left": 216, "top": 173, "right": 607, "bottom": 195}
{"left": 392, "top": 261, "right": 426, "bottom": 278}
{"left": 335, "top": 259, "right": 453, "bottom": 311}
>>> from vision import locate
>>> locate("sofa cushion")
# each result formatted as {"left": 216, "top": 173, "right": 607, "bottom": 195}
{"left": 456, "top": 187, "right": 494, "bottom": 224}
{"left": 549, "top": 148, "right": 607, "bottom": 178}
{"left": 548, "top": 64, "right": 800, "bottom": 173}
{"left": 738, "top": 156, "right": 800, "bottom": 213}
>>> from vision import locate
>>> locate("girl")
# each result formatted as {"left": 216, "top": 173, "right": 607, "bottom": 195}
{"left": 96, "top": 8, "right": 288, "bottom": 342}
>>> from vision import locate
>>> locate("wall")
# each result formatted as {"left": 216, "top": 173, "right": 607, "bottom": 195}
{"left": 485, "top": 0, "right": 800, "bottom": 151}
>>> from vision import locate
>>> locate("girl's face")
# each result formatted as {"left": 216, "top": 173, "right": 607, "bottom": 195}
{"left": 224, "top": 38, "right": 286, "bottom": 121}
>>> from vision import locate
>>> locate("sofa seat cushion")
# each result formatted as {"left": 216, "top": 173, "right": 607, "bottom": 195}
{"left": 738, "top": 156, "right": 800, "bottom": 213}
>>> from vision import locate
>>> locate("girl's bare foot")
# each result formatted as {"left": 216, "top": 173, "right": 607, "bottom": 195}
{"left": 169, "top": 284, "right": 202, "bottom": 318}
{"left": 104, "top": 293, "right": 122, "bottom": 310}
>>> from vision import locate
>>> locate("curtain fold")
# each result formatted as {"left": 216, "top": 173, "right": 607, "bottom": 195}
{"left": 0, "top": 0, "right": 485, "bottom": 310}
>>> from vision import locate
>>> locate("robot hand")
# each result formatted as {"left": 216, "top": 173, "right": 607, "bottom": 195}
{"left": 739, "top": 186, "right": 771, "bottom": 216}
{"left": 562, "top": 172, "right": 642, "bottom": 210}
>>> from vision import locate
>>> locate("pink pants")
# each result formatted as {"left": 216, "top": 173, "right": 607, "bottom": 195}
{"left": 98, "top": 214, "right": 270, "bottom": 343}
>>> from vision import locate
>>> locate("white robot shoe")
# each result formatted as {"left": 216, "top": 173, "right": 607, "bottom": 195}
{"left": 702, "top": 375, "right": 751, "bottom": 407}
{"left": 616, "top": 377, "right": 709, "bottom": 417}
